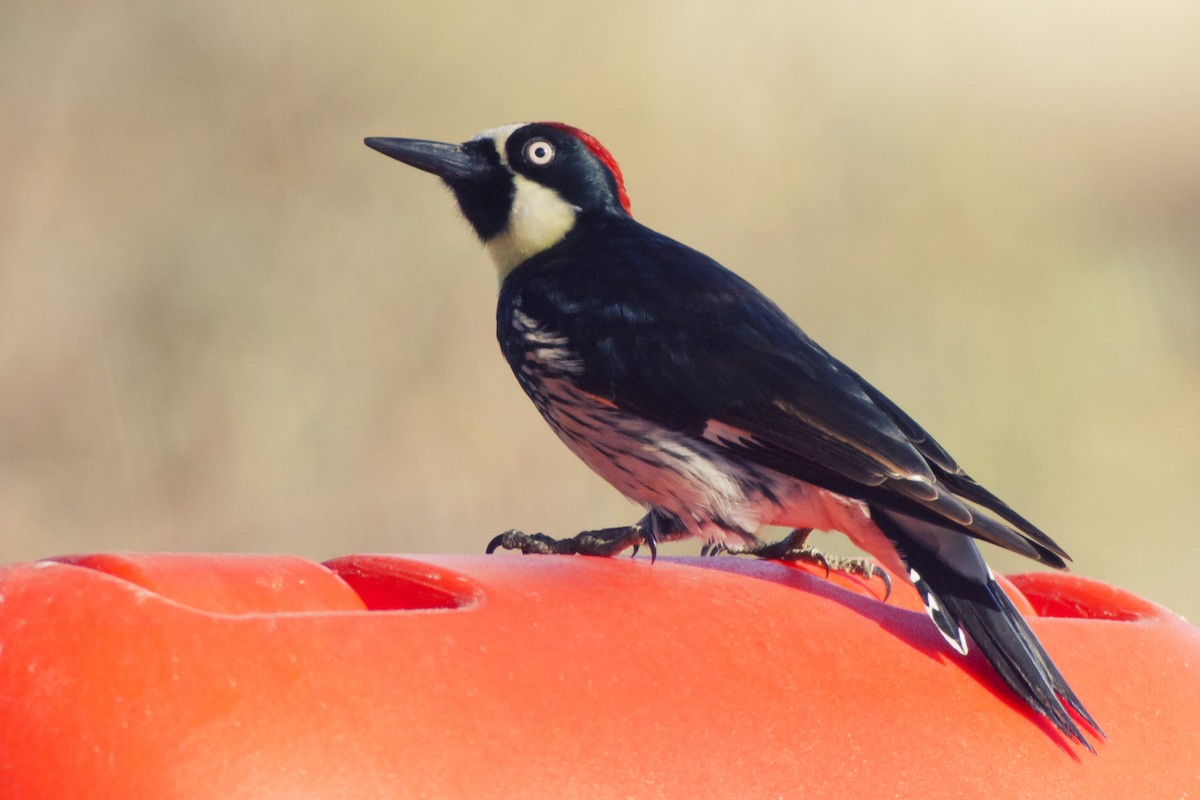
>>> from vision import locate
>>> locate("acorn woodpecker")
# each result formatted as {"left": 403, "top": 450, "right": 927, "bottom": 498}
{"left": 365, "top": 123, "right": 1102, "bottom": 749}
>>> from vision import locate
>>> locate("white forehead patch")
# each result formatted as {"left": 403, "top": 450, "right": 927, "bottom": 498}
{"left": 471, "top": 123, "right": 528, "bottom": 167}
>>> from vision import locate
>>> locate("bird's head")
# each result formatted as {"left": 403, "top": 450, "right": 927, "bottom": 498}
{"left": 366, "top": 123, "right": 630, "bottom": 277}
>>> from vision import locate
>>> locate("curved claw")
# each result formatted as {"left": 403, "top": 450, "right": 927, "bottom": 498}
{"left": 485, "top": 530, "right": 513, "bottom": 554}
{"left": 875, "top": 568, "right": 893, "bottom": 602}
{"left": 625, "top": 523, "right": 656, "bottom": 563}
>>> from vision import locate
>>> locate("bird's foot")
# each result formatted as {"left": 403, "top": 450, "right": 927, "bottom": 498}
{"left": 487, "top": 523, "right": 656, "bottom": 561}
{"left": 724, "top": 528, "right": 892, "bottom": 600}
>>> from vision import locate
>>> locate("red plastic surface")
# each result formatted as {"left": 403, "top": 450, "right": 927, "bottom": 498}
{"left": 0, "top": 552, "right": 1197, "bottom": 798}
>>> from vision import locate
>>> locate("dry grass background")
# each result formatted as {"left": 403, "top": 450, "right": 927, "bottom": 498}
{"left": 2, "top": 2, "right": 1198, "bottom": 618}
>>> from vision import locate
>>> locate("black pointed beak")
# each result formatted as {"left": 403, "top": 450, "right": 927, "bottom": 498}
{"left": 364, "top": 137, "right": 492, "bottom": 182}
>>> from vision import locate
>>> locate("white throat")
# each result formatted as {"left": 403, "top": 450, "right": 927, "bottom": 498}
{"left": 486, "top": 175, "right": 579, "bottom": 278}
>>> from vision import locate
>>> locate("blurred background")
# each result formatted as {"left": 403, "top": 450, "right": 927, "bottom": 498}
{"left": 2, "top": 1, "right": 1197, "bottom": 618}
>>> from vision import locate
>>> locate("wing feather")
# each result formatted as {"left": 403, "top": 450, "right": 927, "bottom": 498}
{"left": 503, "top": 218, "right": 1070, "bottom": 567}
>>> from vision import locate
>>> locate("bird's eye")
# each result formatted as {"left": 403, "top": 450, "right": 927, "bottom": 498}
{"left": 524, "top": 138, "right": 556, "bottom": 166}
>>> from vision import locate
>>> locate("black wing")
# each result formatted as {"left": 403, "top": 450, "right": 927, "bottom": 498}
{"left": 501, "top": 217, "right": 1069, "bottom": 567}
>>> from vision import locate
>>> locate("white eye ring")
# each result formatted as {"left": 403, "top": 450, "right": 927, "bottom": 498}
{"left": 524, "top": 138, "right": 555, "bottom": 166}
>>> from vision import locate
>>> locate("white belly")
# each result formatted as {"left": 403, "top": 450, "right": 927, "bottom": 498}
{"left": 527, "top": 374, "right": 906, "bottom": 574}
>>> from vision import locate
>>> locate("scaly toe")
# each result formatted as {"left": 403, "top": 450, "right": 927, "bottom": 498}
{"left": 485, "top": 530, "right": 568, "bottom": 555}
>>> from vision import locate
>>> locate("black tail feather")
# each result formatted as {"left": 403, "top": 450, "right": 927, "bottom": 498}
{"left": 934, "top": 567, "right": 1100, "bottom": 750}
{"left": 873, "top": 507, "right": 1102, "bottom": 750}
